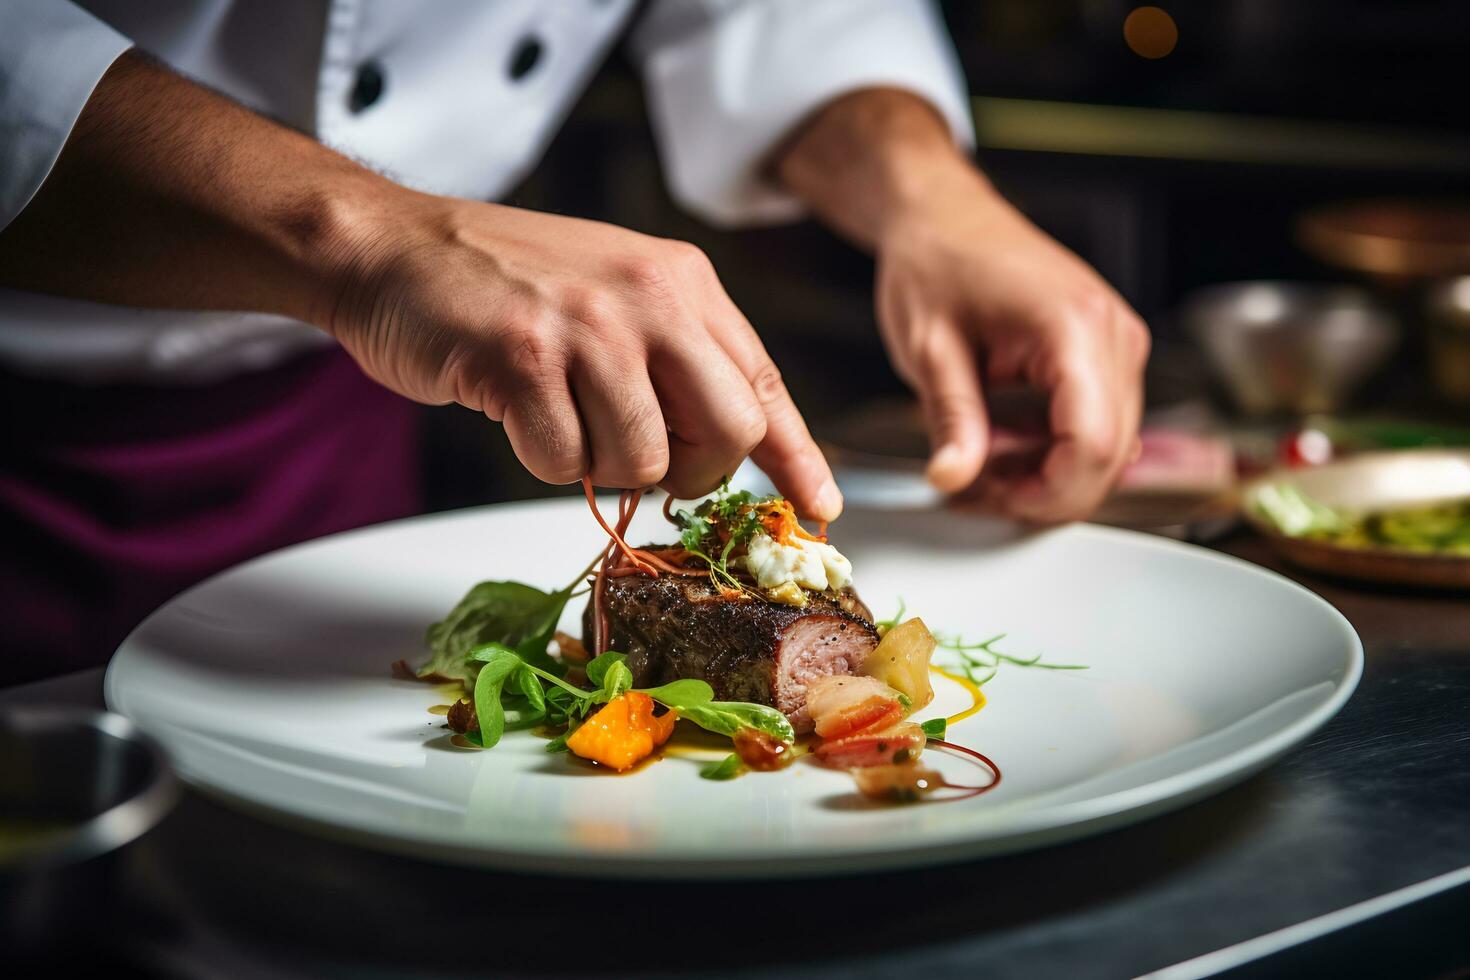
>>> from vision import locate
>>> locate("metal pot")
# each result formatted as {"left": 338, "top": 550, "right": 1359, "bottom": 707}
{"left": 0, "top": 707, "right": 177, "bottom": 958}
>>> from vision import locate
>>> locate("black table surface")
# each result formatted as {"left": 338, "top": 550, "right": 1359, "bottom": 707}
{"left": 5, "top": 534, "right": 1469, "bottom": 979}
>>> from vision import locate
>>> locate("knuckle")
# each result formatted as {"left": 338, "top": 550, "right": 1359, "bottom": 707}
{"left": 747, "top": 361, "right": 788, "bottom": 405}
{"left": 561, "top": 286, "right": 618, "bottom": 333}
{"left": 498, "top": 325, "right": 558, "bottom": 387}
{"left": 1068, "top": 286, "right": 1113, "bottom": 327}
{"left": 1122, "top": 314, "right": 1152, "bottom": 365}
{"left": 618, "top": 255, "right": 673, "bottom": 297}
{"left": 1041, "top": 288, "right": 1110, "bottom": 340}
{"left": 663, "top": 239, "right": 714, "bottom": 277}
{"left": 722, "top": 398, "right": 768, "bottom": 455}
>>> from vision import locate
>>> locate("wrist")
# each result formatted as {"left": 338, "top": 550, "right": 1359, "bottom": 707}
{"left": 273, "top": 171, "right": 416, "bottom": 333}
{"left": 868, "top": 145, "right": 993, "bottom": 243}
{"left": 778, "top": 87, "right": 991, "bottom": 248}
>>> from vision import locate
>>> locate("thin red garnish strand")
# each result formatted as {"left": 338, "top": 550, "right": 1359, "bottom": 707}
{"left": 584, "top": 480, "right": 710, "bottom": 655}
{"left": 583, "top": 478, "right": 657, "bottom": 577}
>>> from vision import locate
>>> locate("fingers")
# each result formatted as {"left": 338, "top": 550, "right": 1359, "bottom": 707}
{"left": 649, "top": 335, "right": 767, "bottom": 499}
{"left": 569, "top": 353, "right": 669, "bottom": 488}
{"left": 986, "top": 304, "right": 1146, "bottom": 524}
{"left": 1002, "top": 359, "right": 1116, "bottom": 522}
{"left": 501, "top": 377, "right": 589, "bottom": 485}
{"left": 909, "top": 322, "right": 990, "bottom": 494}
{"left": 704, "top": 311, "right": 842, "bottom": 522}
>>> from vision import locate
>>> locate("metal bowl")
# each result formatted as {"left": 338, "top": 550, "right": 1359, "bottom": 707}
{"left": 0, "top": 708, "right": 178, "bottom": 953}
{"left": 1182, "top": 282, "right": 1398, "bottom": 417}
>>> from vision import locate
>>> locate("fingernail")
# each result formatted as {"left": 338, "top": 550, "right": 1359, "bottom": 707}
{"left": 814, "top": 479, "right": 843, "bottom": 521}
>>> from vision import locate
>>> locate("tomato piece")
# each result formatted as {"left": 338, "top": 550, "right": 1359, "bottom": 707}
{"left": 813, "top": 696, "right": 904, "bottom": 740}
{"left": 812, "top": 722, "right": 926, "bottom": 769}
{"left": 806, "top": 675, "right": 902, "bottom": 720}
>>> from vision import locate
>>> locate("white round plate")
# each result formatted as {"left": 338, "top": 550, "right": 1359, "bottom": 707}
{"left": 106, "top": 498, "right": 1361, "bottom": 878}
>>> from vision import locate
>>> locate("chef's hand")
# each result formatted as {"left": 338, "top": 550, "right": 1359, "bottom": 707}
{"left": 779, "top": 89, "right": 1149, "bottom": 523}
{"left": 318, "top": 194, "right": 840, "bottom": 517}
{"left": 0, "top": 52, "right": 840, "bottom": 519}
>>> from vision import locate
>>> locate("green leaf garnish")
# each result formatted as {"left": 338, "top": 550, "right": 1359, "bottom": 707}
{"left": 676, "top": 701, "right": 795, "bottom": 743}
{"left": 637, "top": 678, "right": 715, "bottom": 706}
{"left": 468, "top": 644, "right": 523, "bottom": 748}
{"left": 700, "top": 754, "right": 744, "bottom": 781}
{"left": 454, "top": 644, "right": 794, "bottom": 754}
{"left": 920, "top": 718, "right": 947, "bottom": 740}
{"left": 585, "top": 651, "right": 626, "bottom": 690}
{"left": 597, "top": 660, "right": 634, "bottom": 702}
{"left": 421, "top": 579, "right": 575, "bottom": 684}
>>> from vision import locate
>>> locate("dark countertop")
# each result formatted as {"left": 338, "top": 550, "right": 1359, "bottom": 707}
{"left": 6, "top": 533, "right": 1470, "bottom": 979}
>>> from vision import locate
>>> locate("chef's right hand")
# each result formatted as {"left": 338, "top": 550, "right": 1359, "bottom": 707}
{"left": 315, "top": 193, "right": 841, "bottom": 520}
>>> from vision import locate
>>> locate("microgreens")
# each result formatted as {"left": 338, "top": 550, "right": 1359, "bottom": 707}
{"left": 460, "top": 643, "right": 796, "bottom": 752}
{"left": 670, "top": 478, "right": 779, "bottom": 593}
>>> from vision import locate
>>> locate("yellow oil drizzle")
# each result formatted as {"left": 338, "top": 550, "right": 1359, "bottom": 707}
{"left": 433, "top": 681, "right": 466, "bottom": 700}
{"left": 427, "top": 704, "right": 451, "bottom": 716}
{"left": 930, "top": 664, "right": 987, "bottom": 726}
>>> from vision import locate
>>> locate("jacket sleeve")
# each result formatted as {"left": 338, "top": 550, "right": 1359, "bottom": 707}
{"left": 0, "top": 1, "right": 131, "bottom": 230}
{"left": 628, "top": 0, "right": 974, "bottom": 229}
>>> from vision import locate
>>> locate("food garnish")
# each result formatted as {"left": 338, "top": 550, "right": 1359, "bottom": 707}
{"left": 863, "top": 617, "right": 936, "bottom": 709}
{"left": 403, "top": 479, "right": 1081, "bottom": 802}
{"left": 565, "top": 693, "right": 676, "bottom": 771}
{"left": 879, "top": 600, "right": 1087, "bottom": 687}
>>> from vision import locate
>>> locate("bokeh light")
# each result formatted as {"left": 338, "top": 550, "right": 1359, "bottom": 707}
{"left": 1124, "top": 6, "right": 1178, "bottom": 60}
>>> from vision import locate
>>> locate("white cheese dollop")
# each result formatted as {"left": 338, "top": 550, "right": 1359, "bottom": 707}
{"left": 741, "top": 531, "right": 853, "bottom": 592}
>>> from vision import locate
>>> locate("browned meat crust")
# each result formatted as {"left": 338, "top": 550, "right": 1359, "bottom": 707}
{"left": 583, "top": 553, "right": 878, "bottom": 728}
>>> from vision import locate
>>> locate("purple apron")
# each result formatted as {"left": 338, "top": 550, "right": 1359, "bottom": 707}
{"left": 0, "top": 347, "right": 420, "bottom": 685}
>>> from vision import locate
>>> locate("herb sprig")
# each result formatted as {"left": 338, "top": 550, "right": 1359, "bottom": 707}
{"left": 670, "top": 478, "right": 778, "bottom": 592}
{"left": 881, "top": 599, "right": 1088, "bottom": 686}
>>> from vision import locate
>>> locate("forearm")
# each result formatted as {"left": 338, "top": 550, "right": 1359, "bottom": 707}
{"left": 0, "top": 50, "right": 391, "bottom": 325}
{"left": 775, "top": 87, "right": 991, "bottom": 251}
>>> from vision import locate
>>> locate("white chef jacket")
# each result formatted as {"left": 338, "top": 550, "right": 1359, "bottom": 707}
{"left": 0, "top": 0, "right": 974, "bottom": 383}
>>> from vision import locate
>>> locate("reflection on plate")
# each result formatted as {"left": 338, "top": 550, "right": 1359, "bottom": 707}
{"left": 106, "top": 499, "right": 1361, "bottom": 878}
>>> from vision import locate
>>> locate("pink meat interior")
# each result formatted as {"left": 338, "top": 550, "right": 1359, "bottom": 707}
{"left": 774, "top": 615, "right": 877, "bottom": 733}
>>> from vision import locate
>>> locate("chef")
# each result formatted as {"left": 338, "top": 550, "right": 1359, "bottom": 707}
{"left": 0, "top": 0, "right": 1147, "bottom": 681}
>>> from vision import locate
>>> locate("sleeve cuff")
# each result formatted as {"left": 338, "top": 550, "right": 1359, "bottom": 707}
{"left": 631, "top": 0, "right": 974, "bottom": 229}
{"left": 0, "top": 2, "right": 132, "bottom": 230}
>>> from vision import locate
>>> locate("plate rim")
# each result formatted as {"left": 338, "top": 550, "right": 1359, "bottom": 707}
{"left": 104, "top": 502, "right": 1364, "bottom": 879}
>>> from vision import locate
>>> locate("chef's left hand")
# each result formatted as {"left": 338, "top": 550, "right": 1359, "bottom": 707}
{"left": 872, "top": 165, "right": 1150, "bottom": 523}
{"left": 778, "top": 88, "right": 1149, "bottom": 524}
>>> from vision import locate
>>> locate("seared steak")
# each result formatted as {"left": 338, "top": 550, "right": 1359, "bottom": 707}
{"left": 584, "top": 565, "right": 878, "bottom": 733}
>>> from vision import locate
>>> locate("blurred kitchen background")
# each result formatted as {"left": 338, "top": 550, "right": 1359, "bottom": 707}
{"left": 424, "top": 0, "right": 1470, "bottom": 514}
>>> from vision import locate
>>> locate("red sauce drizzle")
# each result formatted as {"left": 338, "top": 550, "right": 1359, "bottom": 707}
{"left": 924, "top": 739, "right": 1003, "bottom": 800}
